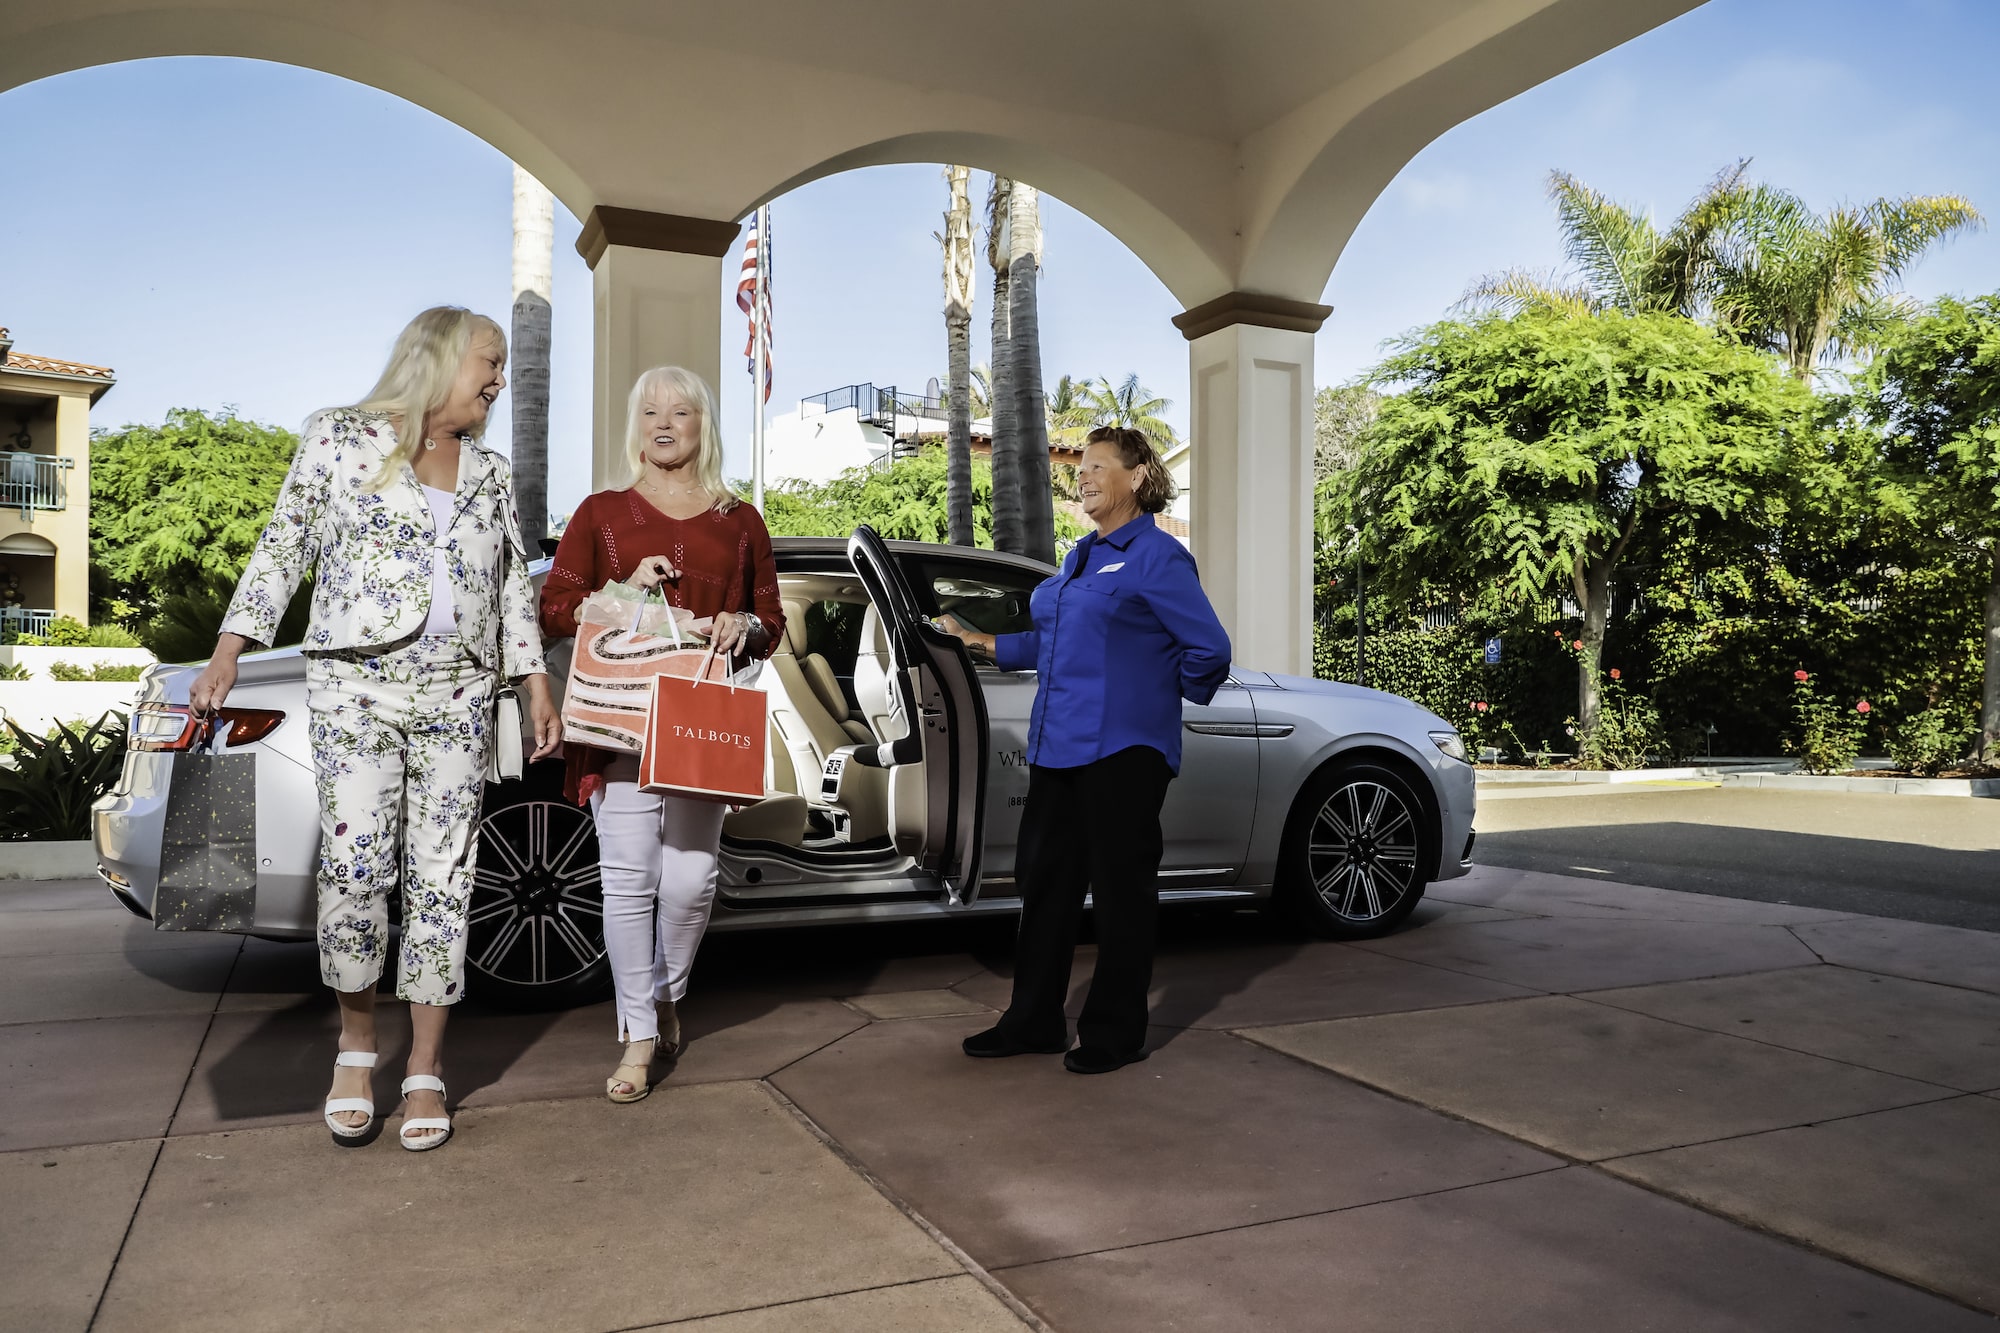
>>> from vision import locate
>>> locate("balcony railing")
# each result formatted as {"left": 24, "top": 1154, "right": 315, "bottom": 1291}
{"left": 0, "top": 607, "right": 55, "bottom": 639}
{"left": 1, "top": 455, "right": 73, "bottom": 516}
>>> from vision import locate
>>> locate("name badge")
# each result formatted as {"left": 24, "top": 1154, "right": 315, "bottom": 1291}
{"left": 1097, "top": 562, "right": 1126, "bottom": 573}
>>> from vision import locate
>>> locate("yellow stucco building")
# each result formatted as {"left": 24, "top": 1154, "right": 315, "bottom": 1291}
{"left": 0, "top": 327, "right": 114, "bottom": 635}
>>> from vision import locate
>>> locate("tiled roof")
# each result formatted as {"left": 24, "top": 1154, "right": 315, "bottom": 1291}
{"left": 2, "top": 350, "right": 115, "bottom": 382}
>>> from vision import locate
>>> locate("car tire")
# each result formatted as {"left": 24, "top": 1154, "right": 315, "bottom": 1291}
{"left": 466, "top": 759, "right": 613, "bottom": 1010}
{"left": 1276, "top": 760, "right": 1433, "bottom": 939}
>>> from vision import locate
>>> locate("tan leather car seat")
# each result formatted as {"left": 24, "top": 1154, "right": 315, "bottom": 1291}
{"left": 855, "top": 605, "right": 929, "bottom": 858}
{"left": 766, "top": 597, "right": 887, "bottom": 841}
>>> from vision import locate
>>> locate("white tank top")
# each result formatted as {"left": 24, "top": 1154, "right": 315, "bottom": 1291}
{"left": 421, "top": 485, "right": 458, "bottom": 636}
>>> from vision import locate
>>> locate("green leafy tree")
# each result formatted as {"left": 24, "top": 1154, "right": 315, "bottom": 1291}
{"left": 90, "top": 408, "right": 298, "bottom": 610}
{"left": 1313, "top": 384, "right": 1379, "bottom": 480}
{"left": 1861, "top": 293, "right": 2000, "bottom": 763}
{"left": 1342, "top": 311, "right": 1810, "bottom": 735}
{"left": 761, "top": 448, "right": 1083, "bottom": 550}
{"left": 90, "top": 408, "right": 312, "bottom": 658}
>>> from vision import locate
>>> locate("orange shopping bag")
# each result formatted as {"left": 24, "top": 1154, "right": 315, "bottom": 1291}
{"left": 639, "top": 641, "right": 769, "bottom": 804}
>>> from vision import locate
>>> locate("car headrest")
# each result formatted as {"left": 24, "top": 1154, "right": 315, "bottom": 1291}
{"left": 858, "top": 603, "right": 889, "bottom": 656}
{"left": 779, "top": 598, "right": 811, "bottom": 655}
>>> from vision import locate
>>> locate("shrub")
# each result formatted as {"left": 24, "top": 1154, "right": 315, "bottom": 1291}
{"left": 47, "top": 661, "right": 91, "bottom": 682}
{"left": 1572, "top": 677, "right": 1666, "bottom": 770}
{"left": 0, "top": 712, "right": 129, "bottom": 840}
{"left": 0, "top": 661, "right": 29, "bottom": 681}
{"left": 84, "top": 624, "right": 143, "bottom": 648}
{"left": 89, "top": 664, "right": 145, "bottom": 682}
{"left": 1884, "top": 709, "right": 1972, "bottom": 777}
{"left": 1784, "top": 672, "right": 1869, "bottom": 774}
{"left": 42, "top": 616, "right": 89, "bottom": 647}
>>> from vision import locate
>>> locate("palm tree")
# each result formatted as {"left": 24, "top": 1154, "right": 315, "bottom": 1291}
{"left": 939, "top": 165, "right": 976, "bottom": 546}
{"left": 509, "top": 165, "right": 555, "bottom": 547}
{"left": 1469, "top": 163, "right": 1982, "bottom": 380}
{"left": 986, "top": 177, "right": 1022, "bottom": 556}
{"left": 1006, "top": 181, "right": 1057, "bottom": 565}
{"left": 1709, "top": 188, "right": 1982, "bottom": 378}
{"left": 1082, "top": 374, "right": 1177, "bottom": 448}
{"left": 1465, "top": 162, "right": 1752, "bottom": 322}
{"left": 1045, "top": 373, "right": 1094, "bottom": 448}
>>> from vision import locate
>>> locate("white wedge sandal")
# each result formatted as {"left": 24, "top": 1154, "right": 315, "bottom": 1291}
{"left": 398, "top": 1075, "right": 453, "bottom": 1152}
{"left": 324, "top": 1050, "right": 379, "bottom": 1147}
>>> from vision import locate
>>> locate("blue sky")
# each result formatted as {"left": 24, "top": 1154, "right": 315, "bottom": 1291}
{"left": 3, "top": 0, "right": 1997, "bottom": 522}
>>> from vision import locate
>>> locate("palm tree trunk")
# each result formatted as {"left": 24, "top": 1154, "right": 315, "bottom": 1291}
{"left": 1006, "top": 184, "right": 1056, "bottom": 566}
{"left": 987, "top": 177, "right": 1022, "bottom": 556}
{"left": 510, "top": 165, "right": 554, "bottom": 548}
{"left": 1982, "top": 542, "right": 2000, "bottom": 766}
{"left": 942, "top": 166, "right": 976, "bottom": 547}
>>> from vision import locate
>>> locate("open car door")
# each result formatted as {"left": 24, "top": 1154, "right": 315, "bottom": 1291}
{"left": 845, "top": 525, "right": 991, "bottom": 905}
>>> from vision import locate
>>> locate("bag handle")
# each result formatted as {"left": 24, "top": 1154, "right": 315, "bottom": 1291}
{"left": 625, "top": 586, "right": 686, "bottom": 647}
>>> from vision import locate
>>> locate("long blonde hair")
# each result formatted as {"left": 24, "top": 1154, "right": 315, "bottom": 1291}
{"left": 619, "top": 366, "right": 738, "bottom": 510}
{"left": 345, "top": 307, "right": 507, "bottom": 491}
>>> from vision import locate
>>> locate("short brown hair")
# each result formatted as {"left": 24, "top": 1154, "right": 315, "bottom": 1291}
{"left": 1084, "top": 426, "right": 1179, "bottom": 515}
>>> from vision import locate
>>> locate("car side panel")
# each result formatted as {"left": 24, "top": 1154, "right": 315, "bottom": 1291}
{"left": 1240, "top": 685, "right": 1476, "bottom": 886}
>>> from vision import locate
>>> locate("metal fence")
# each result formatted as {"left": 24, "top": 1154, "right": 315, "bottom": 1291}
{"left": 1, "top": 454, "right": 71, "bottom": 515}
{"left": 0, "top": 607, "right": 55, "bottom": 638}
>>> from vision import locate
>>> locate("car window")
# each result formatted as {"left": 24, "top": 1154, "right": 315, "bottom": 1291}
{"left": 903, "top": 557, "right": 1046, "bottom": 638}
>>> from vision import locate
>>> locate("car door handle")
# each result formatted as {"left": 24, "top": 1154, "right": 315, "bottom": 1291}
{"left": 1184, "top": 722, "right": 1293, "bottom": 738}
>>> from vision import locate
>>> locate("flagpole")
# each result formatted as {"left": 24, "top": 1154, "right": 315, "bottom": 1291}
{"left": 751, "top": 204, "right": 769, "bottom": 512}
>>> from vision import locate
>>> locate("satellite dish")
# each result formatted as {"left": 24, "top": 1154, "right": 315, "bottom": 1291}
{"left": 925, "top": 376, "right": 941, "bottom": 403}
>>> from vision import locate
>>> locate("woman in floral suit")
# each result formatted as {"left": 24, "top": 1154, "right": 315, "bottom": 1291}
{"left": 191, "top": 307, "right": 559, "bottom": 1151}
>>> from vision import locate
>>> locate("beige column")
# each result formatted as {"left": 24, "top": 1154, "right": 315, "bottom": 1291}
{"left": 1175, "top": 293, "right": 1331, "bottom": 678}
{"left": 577, "top": 207, "right": 739, "bottom": 491}
{"left": 52, "top": 391, "right": 91, "bottom": 624}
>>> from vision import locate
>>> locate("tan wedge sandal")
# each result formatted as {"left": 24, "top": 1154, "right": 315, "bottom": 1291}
{"left": 607, "top": 1037, "right": 659, "bottom": 1104}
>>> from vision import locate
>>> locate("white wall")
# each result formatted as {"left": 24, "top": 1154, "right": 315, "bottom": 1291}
{"left": 761, "top": 406, "right": 892, "bottom": 487}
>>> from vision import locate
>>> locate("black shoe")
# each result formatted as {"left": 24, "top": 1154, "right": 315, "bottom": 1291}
{"left": 1063, "top": 1045, "right": 1149, "bottom": 1075}
{"left": 962, "top": 1025, "right": 1070, "bottom": 1058}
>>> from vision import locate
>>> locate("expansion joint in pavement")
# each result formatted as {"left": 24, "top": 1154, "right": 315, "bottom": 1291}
{"left": 755, "top": 1079, "right": 1056, "bottom": 1333}
{"left": 85, "top": 935, "right": 246, "bottom": 1333}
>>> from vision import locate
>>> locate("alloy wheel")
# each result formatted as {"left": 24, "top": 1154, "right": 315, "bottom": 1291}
{"left": 1305, "top": 779, "right": 1421, "bottom": 923}
{"left": 468, "top": 798, "right": 606, "bottom": 988}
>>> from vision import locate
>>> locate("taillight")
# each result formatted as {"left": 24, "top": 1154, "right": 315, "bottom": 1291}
{"left": 131, "top": 704, "right": 286, "bottom": 751}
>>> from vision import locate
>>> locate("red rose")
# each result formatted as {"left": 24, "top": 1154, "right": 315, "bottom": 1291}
{"left": 1572, "top": 640, "right": 1583, "bottom": 651}
{"left": 1609, "top": 669, "right": 1621, "bottom": 680}
{"left": 1857, "top": 700, "right": 1871, "bottom": 714}
{"left": 1474, "top": 701, "right": 1489, "bottom": 712}
{"left": 1793, "top": 670, "right": 1809, "bottom": 682}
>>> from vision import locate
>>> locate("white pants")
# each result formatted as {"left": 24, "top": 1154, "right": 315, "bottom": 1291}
{"left": 589, "top": 759, "right": 726, "bottom": 1042}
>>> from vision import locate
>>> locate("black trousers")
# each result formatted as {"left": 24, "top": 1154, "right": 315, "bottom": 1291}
{"left": 998, "top": 745, "right": 1174, "bottom": 1056}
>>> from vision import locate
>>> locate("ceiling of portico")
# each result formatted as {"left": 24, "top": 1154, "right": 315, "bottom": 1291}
{"left": 1, "top": 0, "right": 1704, "bottom": 307}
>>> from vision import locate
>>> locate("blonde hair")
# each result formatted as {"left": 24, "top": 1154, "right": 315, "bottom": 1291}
{"left": 345, "top": 307, "right": 507, "bottom": 491}
{"left": 1085, "top": 426, "right": 1179, "bottom": 514}
{"left": 620, "top": 366, "right": 738, "bottom": 510}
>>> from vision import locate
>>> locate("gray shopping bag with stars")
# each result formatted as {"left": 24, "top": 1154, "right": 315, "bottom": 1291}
{"left": 153, "top": 724, "right": 258, "bottom": 932}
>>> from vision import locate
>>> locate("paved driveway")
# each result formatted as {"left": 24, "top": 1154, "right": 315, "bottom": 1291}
{"left": 1475, "top": 785, "right": 2000, "bottom": 930}
{"left": 4, "top": 867, "right": 1998, "bottom": 1331}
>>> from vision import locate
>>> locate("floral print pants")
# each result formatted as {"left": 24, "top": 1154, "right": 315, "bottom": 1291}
{"left": 305, "top": 635, "right": 495, "bottom": 1005}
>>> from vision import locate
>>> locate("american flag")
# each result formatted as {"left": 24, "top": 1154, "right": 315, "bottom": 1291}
{"left": 736, "top": 208, "right": 772, "bottom": 403}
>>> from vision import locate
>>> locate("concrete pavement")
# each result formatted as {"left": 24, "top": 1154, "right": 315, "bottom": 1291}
{"left": 4, "top": 867, "right": 1997, "bottom": 1330}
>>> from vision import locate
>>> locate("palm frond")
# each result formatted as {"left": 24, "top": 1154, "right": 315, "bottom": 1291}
{"left": 1547, "top": 170, "right": 1658, "bottom": 315}
{"left": 1460, "top": 267, "right": 1598, "bottom": 318}
{"left": 1867, "top": 194, "right": 1982, "bottom": 278}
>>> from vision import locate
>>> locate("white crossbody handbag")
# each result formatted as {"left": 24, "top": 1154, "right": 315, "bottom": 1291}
{"left": 488, "top": 687, "right": 524, "bottom": 783}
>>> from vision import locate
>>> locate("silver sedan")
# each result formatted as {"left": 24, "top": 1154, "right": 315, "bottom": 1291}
{"left": 94, "top": 529, "right": 1476, "bottom": 1008}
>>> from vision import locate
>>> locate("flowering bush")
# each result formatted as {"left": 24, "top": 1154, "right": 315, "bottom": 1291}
{"left": 1783, "top": 672, "right": 1869, "bottom": 774}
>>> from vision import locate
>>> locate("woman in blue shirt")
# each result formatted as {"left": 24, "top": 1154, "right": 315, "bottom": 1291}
{"left": 942, "top": 426, "right": 1231, "bottom": 1073}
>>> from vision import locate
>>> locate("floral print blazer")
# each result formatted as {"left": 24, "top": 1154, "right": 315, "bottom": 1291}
{"left": 221, "top": 408, "right": 547, "bottom": 678}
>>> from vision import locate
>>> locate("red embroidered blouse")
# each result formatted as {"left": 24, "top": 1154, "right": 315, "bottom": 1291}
{"left": 538, "top": 489, "right": 785, "bottom": 805}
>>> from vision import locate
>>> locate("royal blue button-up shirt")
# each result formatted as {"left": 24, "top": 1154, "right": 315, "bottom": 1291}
{"left": 994, "top": 514, "right": 1232, "bottom": 774}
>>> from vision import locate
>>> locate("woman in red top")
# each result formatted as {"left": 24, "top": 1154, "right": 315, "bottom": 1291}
{"left": 539, "top": 366, "right": 783, "bottom": 1102}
